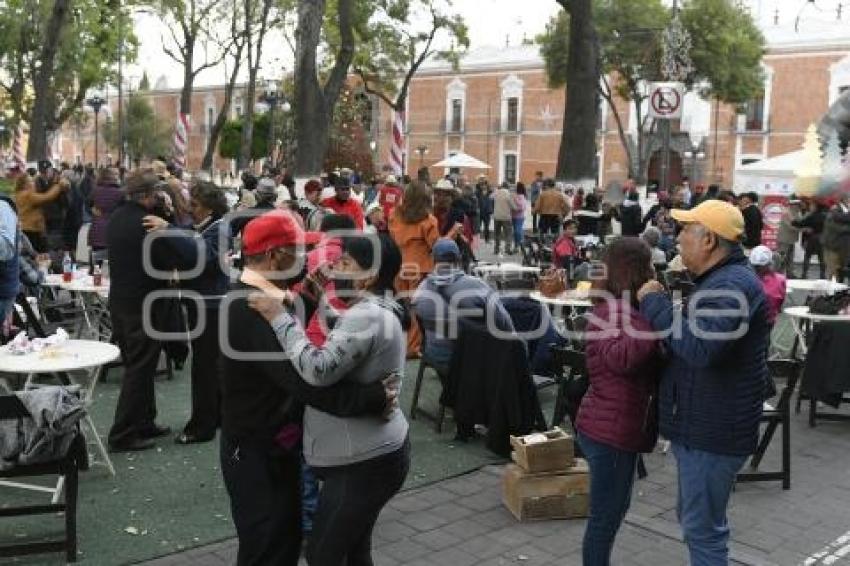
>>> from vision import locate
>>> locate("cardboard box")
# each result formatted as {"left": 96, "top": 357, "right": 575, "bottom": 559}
{"left": 509, "top": 428, "right": 575, "bottom": 473}
{"left": 502, "top": 459, "right": 589, "bottom": 521}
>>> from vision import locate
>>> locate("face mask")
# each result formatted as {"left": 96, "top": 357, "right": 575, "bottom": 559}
{"left": 282, "top": 263, "right": 308, "bottom": 288}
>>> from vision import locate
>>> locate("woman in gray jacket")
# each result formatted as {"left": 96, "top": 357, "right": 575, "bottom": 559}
{"left": 249, "top": 233, "right": 409, "bottom": 566}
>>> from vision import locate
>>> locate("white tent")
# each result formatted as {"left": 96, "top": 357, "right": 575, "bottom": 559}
{"left": 733, "top": 150, "right": 802, "bottom": 196}
{"left": 432, "top": 152, "right": 491, "bottom": 169}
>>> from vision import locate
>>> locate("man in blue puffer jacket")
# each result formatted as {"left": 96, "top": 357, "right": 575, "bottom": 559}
{"left": 636, "top": 199, "right": 769, "bottom": 566}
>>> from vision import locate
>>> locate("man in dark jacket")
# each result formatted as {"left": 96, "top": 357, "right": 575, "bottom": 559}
{"left": 474, "top": 179, "right": 493, "bottom": 242}
{"left": 221, "top": 209, "right": 392, "bottom": 565}
{"left": 739, "top": 191, "right": 763, "bottom": 250}
{"left": 617, "top": 191, "right": 642, "bottom": 236}
{"left": 820, "top": 194, "right": 850, "bottom": 281}
{"left": 106, "top": 171, "right": 184, "bottom": 452}
{"left": 637, "top": 199, "right": 768, "bottom": 566}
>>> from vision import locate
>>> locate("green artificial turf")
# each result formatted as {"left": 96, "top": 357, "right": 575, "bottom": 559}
{"left": 0, "top": 359, "right": 504, "bottom": 565}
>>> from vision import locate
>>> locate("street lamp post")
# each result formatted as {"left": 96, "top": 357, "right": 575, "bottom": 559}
{"left": 415, "top": 144, "right": 429, "bottom": 169}
{"left": 659, "top": 0, "right": 693, "bottom": 193}
{"left": 261, "top": 79, "right": 281, "bottom": 165}
{"left": 86, "top": 90, "right": 106, "bottom": 168}
{"left": 279, "top": 100, "right": 291, "bottom": 168}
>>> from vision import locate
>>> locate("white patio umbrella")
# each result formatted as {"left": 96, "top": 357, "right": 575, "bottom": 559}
{"left": 432, "top": 152, "right": 491, "bottom": 169}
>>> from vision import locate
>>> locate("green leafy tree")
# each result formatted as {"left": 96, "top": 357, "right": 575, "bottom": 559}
{"left": 103, "top": 94, "right": 172, "bottom": 166}
{"left": 0, "top": 0, "right": 138, "bottom": 160}
{"left": 538, "top": 0, "right": 764, "bottom": 182}
{"left": 218, "top": 113, "right": 271, "bottom": 162}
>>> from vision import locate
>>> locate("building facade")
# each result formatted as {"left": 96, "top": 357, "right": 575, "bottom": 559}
{"left": 373, "top": 19, "right": 850, "bottom": 191}
{"left": 53, "top": 17, "right": 850, "bottom": 191}
{"left": 56, "top": 82, "right": 252, "bottom": 174}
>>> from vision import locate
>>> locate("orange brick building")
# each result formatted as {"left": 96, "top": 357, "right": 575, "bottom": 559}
{"left": 56, "top": 82, "right": 251, "bottom": 175}
{"left": 372, "top": 19, "right": 850, "bottom": 190}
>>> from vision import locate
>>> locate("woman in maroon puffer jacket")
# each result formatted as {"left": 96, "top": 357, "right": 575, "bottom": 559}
{"left": 575, "top": 237, "right": 663, "bottom": 566}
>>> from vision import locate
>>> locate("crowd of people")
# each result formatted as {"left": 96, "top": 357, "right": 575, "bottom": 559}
{"left": 3, "top": 158, "right": 847, "bottom": 566}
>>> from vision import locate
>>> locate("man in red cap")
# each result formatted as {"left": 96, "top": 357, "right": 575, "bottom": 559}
{"left": 220, "top": 209, "right": 392, "bottom": 566}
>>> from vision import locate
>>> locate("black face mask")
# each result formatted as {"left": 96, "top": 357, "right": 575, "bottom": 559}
{"left": 282, "top": 263, "right": 308, "bottom": 288}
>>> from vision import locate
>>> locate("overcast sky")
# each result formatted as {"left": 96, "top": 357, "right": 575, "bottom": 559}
{"left": 128, "top": 0, "right": 845, "bottom": 89}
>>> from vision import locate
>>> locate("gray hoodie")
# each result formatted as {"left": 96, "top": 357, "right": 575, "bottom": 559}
{"left": 271, "top": 295, "right": 408, "bottom": 467}
{"left": 412, "top": 267, "right": 515, "bottom": 364}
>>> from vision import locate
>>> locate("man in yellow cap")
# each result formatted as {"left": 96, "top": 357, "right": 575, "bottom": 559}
{"left": 636, "top": 199, "right": 769, "bottom": 566}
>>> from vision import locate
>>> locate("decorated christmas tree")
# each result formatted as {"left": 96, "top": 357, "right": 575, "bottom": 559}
{"left": 795, "top": 124, "right": 823, "bottom": 197}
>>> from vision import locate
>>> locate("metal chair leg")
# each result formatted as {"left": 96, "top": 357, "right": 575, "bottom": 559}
{"left": 409, "top": 361, "right": 427, "bottom": 420}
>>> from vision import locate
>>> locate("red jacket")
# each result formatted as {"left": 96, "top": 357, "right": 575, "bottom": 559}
{"left": 576, "top": 299, "right": 662, "bottom": 453}
{"left": 320, "top": 196, "right": 364, "bottom": 230}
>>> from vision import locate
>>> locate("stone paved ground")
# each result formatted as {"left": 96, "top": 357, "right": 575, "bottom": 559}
{"left": 140, "top": 403, "right": 850, "bottom": 566}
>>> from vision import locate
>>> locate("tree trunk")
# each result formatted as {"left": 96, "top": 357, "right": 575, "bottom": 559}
{"left": 293, "top": 0, "right": 354, "bottom": 177}
{"left": 180, "top": 43, "right": 195, "bottom": 115}
{"left": 26, "top": 0, "right": 71, "bottom": 161}
{"left": 556, "top": 0, "right": 599, "bottom": 186}
{"left": 202, "top": 49, "right": 243, "bottom": 171}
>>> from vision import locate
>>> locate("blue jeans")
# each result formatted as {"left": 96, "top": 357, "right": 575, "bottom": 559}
{"left": 577, "top": 432, "right": 637, "bottom": 566}
{"left": 671, "top": 442, "right": 747, "bottom": 566}
{"left": 302, "top": 458, "right": 320, "bottom": 533}
{"left": 512, "top": 217, "right": 525, "bottom": 247}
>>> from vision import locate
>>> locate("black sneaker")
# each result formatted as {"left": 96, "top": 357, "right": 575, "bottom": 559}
{"left": 139, "top": 424, "right": 171, "bottom": 439}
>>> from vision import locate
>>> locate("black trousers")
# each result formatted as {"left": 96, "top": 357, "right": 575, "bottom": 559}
{"left": 306, "top": 438, "right": 411, "bottom": 566}
{"left": 221, "top": 435, "right": 302, "bottom": 566}
{"left": 184, "top": 303, "right": 221, "bottom": 438}
{"left": 108, "top": 298, "right": 161, "bottom": 446}
{"left": 479, "top": 214, "right": 491, "bottom": 242}
{"left": 538, "top": 214, "right": 561, "bottom": 236}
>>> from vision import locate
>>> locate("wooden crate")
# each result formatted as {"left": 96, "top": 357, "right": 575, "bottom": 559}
{"left": 502, "top": 459, "right": 589, "bottom": 521}
{"left": 509, "top": 427, "right": 574, "bottom": 473}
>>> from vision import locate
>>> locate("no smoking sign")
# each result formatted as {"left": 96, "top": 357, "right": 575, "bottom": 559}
{"left": 649, "top": 82, "right": 685, "bottom": 119}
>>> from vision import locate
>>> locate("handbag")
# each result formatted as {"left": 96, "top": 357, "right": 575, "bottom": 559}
{"left": 808, "top": 289, "right": 850, "bottom": 315}
{"left": 537, "top": 268, "right": 568, "bottom": 298}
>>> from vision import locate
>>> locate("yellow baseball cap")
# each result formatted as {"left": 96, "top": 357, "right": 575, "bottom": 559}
{"left": 670, "top": 200, "right": 744, "bottom": 242}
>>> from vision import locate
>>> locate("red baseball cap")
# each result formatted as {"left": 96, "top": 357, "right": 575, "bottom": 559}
{"left": 242, "top": 209, "right": 321, "bottom": 255}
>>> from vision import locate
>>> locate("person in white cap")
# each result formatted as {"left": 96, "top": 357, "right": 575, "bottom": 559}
{"left": 749, "top": 244, "right": 786, "bottom": 327}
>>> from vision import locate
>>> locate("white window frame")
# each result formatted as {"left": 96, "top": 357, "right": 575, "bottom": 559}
{"left": 500, "top": 74, "right": 524, "bottom": 133}
{"left": 500, "top": 151, "right": 518, "bottom": 185}
{"left": 446, "top": 78, "right": 467, "bottom": 133}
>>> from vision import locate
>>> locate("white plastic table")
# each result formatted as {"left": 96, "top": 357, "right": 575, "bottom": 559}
{"left": 529, "top": 290, "right": 593, "bottom": 309}
{"left": 473, "top": 263, "right": 541, "bottom": 277}
{"left": 783, "top": 305, "right": 850, "bottom": 357}
{"left": 0, "top": 340, "right": 121, "bottom": 478}
{"left": 785, "top": 279, "right": 848, "bottom": 294}
{"left": 60, "top": 276, "right": 111, "bottom": 339}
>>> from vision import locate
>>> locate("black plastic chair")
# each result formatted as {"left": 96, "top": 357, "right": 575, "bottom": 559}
{"left": 736, "top": 359, "right": 801, "bottom": 490}
{"left": 0, "top": 394, "right": 86, "bottom": 563}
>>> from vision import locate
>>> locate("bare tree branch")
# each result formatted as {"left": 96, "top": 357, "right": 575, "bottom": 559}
{"left": 354, "top": 67, "right": 398, "bottom": 109}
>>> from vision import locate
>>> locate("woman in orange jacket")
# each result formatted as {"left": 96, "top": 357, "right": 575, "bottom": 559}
{"left": 388, "top": 181, "right": 440, "bottom": 358}
{"left": 15, "top": 173, "right": 68, "bottom": 253}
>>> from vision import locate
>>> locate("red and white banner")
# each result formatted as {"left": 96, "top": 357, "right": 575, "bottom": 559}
{"left": 12, "top": 123, "right": 25, "bottom": 170}
{"left": 172, "top": 113, "right": 190, "bottom": 169}
{"left": 760, "top": 195, "right": 789, "bottom": 251}
{"left": 390, "top": 110, "right": 405, "bottom": 176}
